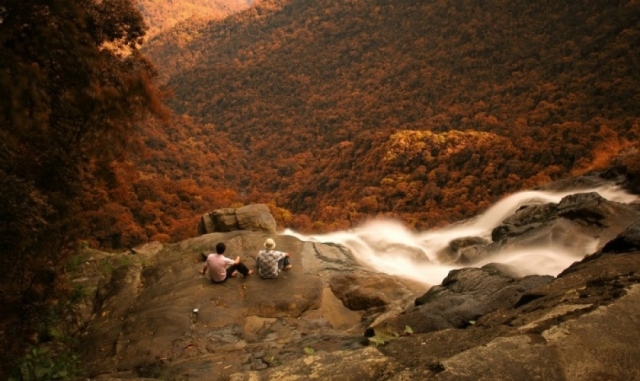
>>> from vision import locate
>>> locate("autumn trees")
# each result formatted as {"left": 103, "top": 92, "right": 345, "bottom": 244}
{"left": 0, "top": 0, "right": 162, "bottom": 349}
{"left": 1, "top": 0, "right": 636, "bottom": 285}
{"left": 4, "top": 0, "right": 634, "bottom": 266}
{"left": 131, "top": 0, "right": 640, "bottom": 235}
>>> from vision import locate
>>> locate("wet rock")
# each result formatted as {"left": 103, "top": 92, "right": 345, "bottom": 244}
{"left": 491, "top": 203, "right": 556, "bottom": 242}
{"left": 491, "top": 191, "right": 640, "bottom": 252}
{"left": 376, "top": 252, "right": 640, "bottom": 381}
{"left": 383, "top": 266, "right": 554, "bottom": 334}
{"left": 438, "top": 236, "right": 490, "bottom": 264}
{"left": 598, "top": 219, "right": 640, "bottom": 254}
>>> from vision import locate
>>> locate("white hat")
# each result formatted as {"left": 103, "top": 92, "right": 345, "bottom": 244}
{"left": 264, "top": 238, "right": 276, "bottom": 249}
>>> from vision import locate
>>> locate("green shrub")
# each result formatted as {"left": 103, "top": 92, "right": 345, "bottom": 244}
{"left": 9, "top": 347, "right": 79, "bottom": 381}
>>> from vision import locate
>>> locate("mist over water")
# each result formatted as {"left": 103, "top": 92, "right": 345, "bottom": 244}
{"left": 285, "top": 185, "right": 639, "bottom": 287}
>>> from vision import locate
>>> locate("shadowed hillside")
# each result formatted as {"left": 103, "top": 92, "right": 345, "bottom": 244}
{"left": 137, "top": 0, "right": 640, "bottom": 234}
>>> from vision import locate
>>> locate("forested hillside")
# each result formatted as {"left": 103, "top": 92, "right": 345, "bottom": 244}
{"left": 134, "top": 0, "right": 252, "bottom": 39}
{"left": 129, "top": 0, "right": 640, "bottom": 236}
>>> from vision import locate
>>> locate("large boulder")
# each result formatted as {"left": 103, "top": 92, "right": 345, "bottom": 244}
{"left": 198, "top": 204, "right": 277, "bottom": 234}
{"left": 374, "top": 266, "right": 553, "bottom": 335}
{"left": 330, "top": 271, "right": 415, "bottom": 311}
{"left": 436, "top": 190, "right": 639, "bottom": 269}
{"left": 491, "top": 192, "right": 640, "bottom": 252}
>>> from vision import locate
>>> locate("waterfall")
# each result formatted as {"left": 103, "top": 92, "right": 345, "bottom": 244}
{"left": 285, "top": 185, "right": 638, "bottom": 287}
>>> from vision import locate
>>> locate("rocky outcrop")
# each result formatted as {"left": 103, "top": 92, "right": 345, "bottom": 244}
{"left": 492, "top": 192, "right": 640, "bottom": 251}
{"left": 77, "top": 176, "right": 640, "bottom": 381}
{"left": 385, "top": 266, "right": 554, "bottom": 334}
{"left": 437, "top": 190, "right": 640, "bottom": 268}
{"left": 195, "top": 249, "right": 640, "bottom": 381}
{"left": 198, "top": 204, "right": 277, "bottom": 234}
{"left": 598, "top": 219, "right": 640, "bottom": 255}
{"left": 79, "top": 231, "right": 419, "bottom": 380}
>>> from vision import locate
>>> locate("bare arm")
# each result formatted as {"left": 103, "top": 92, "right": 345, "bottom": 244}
{"left": 234, "top": 256, "right": 241, "bottom": 264}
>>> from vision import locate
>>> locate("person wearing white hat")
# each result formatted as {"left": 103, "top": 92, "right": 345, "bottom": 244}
{"left": 255, "top": 238, "right": 292, "bottom": 279}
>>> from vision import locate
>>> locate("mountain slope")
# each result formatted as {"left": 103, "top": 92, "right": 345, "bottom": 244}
{"left": 135, "top": 0, "right": 253, "bottom": 39}
{"left": 141, "top": 0, "right": 640, "bottom": 232}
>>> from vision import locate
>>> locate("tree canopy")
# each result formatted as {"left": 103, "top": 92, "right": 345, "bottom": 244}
{"left": 139, "top": 0, "right": 640, "bottom": 234}
{"left": 0, "top": 0, "right": 162, "bottom": 350}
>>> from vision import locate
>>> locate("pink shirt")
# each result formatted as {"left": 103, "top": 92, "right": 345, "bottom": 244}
{"left": 205, "top": 254, "right": 234, "bottom": 282}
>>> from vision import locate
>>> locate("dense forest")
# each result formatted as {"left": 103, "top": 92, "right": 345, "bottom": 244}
{"left": 7, "top": 0, "right": 638, "bottom": 252}
{"left": 134, "top": 0, "right": 252, "bottom": 39}
{"left": 0, "top": 0, "right": 166, "bottom": 376}
{"left": 127, "top": 0, "right": 640, "bottom": 239}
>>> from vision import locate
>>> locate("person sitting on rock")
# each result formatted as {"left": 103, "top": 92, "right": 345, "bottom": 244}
{"left": 256, "top": 238, "right": 292, "bottom": 279}
{"left": 200, "top": 242, "right": 252, "bottom": 283}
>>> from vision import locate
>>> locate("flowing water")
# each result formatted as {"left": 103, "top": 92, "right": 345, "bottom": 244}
{"left": 285, "top": 185, "right": 638, "bottom": 287}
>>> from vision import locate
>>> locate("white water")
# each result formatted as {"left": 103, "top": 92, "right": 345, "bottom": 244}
{"left": 285, "top": 185, "right": 638, "bottom": 287}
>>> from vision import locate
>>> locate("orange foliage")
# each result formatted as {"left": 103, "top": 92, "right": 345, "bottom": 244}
{"left": 82, "top": 0, "right": 640, "bottom": 246}
{"left": 572, "top": 126, "right": 635, "bottom": 175}
{"left": 130, "top": 0, "right": 640, "bottom": 238}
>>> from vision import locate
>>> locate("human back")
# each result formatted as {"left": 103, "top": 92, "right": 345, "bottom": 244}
{"left": 204, "top": 253, "right": 232, "bottom": 282}
{"left": 200, "top": 242, "right": 252, "bottom": 282}
{"left": 256, "top": 238, "right": 291, "bottom": 279}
